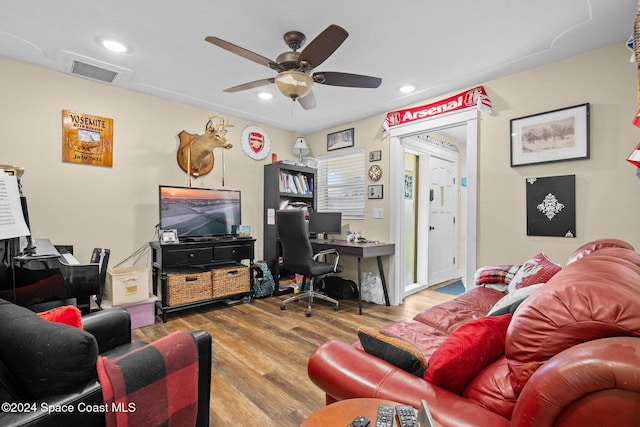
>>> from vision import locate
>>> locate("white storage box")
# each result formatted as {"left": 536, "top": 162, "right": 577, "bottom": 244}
{"left": 102, "top": 296, "right": 157, "bottom": 329}
{"left": 104, "top": 266, "right": 149, "bottom": 306}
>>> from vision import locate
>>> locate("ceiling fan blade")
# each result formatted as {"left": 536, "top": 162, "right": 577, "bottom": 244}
{"left": 205, "top": 36, "right": 282, "bottom": 71}
{"left": 313, "top": 71, "right": 382, "bottom": 88}
{"left": 223, "top": 78, "right": 275, "bottom": 93}
{"left": 298, "top": 90, "right": 317, "bottom": 110}
{"left": 297, "top": 25, "right": 348, "bottom": 69}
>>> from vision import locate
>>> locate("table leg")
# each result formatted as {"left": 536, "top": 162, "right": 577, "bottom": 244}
{"left": 377, "top": 256, "right": 391, "bottom": 306}
{"left": 357, "top": 256, "right": 362, "bottom": 315}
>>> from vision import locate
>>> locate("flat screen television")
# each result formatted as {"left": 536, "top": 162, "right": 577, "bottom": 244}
{"left": 159, "top": 186, "right": 241, "bottom": 240}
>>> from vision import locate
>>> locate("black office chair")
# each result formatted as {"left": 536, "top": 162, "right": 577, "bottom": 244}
{"left": 276, "top": 209, "right": 343, "bottom": 317}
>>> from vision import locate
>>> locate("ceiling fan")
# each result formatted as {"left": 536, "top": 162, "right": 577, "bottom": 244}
{"left": 205, "top": 24, "right": 382, "bottom": 110}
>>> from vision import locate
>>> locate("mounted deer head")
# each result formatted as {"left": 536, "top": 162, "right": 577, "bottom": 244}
{"left": 177, "top": 118, "right": 233, "bottom": 177}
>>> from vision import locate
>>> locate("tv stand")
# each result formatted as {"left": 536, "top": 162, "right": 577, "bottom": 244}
{"left": 150, "top": 238, "right": 255, "bottom": 322}
{"left": 180, "top": 235, "right": 234, "bottom": 243}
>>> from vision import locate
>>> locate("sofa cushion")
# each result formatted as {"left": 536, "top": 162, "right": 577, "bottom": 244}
{"left": 566, "top": 238, "right": 634, "bottom": 265}
{"left": 424, "top": 313, "right": 512, "bottom": 394}
{"left": 37, "top": 305, "right": 83, "bottom": 328}
{"left": 357, "top": 327, "right": 427, "bottom": 376}
{"left": 506, "top": 251, "right": 640, "bottom": 394}
{"left": 463, "top": 355, "right": 517, "bottom": 420}
{"left": 0, "top": 299, "right": 98, "bottom": 399}
{"left": 413, "top": 287, "right": 503, "bottom": 334}
{"left": 507, "top": 252, "right": 561, "bottom": 294}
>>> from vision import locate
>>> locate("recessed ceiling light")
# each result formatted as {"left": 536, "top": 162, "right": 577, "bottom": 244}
{"left": 258, "top": 92, "right": 274, "bottom": 100}
{"left": 399, "top": 85, "right": 416, "bottom": 94}
{"left": 98, "top": 38, "right": 130, "bottom": 53}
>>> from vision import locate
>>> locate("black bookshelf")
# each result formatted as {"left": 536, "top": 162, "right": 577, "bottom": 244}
{"left": 263, "top": 163, "right": 316, "bottom": 295}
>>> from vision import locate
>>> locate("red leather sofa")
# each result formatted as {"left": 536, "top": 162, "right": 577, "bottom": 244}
{"left": 307, "top": 239, "right": 640, "bottom": 426}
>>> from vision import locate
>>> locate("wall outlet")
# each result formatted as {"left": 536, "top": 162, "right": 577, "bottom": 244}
{"left": 373, "top": 208, "right": 384, "bottom": 219}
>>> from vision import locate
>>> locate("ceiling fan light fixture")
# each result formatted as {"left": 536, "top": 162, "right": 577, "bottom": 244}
{"left": 274, "top": 70, "right": 313, "bottom": 99}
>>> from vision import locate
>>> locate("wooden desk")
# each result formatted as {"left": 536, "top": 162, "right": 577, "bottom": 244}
{"left": 301, "top": 398, "right": 442, "bottom": 427}
{"left": 311, "top": 239, "right": 395, "bottom": 314}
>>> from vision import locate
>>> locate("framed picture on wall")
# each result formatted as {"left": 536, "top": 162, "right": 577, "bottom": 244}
{"left": 510, "top": 103, "right": 590, "bottom": 167}
{"left": 368, "top": 184, "right": 383, "bottom": 199}
{"left": 327, "top": 128, "right": 354, "bottom": 151}
{"left": 526, "top": 175, "right": 576, "bottom": 237}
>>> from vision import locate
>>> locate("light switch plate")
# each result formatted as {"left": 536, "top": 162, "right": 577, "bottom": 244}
{"left": 373, "top": 208, "right": 384, "bottom": 219}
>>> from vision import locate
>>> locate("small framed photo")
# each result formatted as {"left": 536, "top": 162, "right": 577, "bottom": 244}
{"left": 510, "top": 103, "right": 590, "bottom": 167}
{"left": 160, "top": 229, "right": 179, "bottom": 244}
{"left": 369, "top": 150, "right": 382, "bottom": 162}
{"left": 327, "top": 128, "right": 354, "bottom": 151}
{"left": 368, "top": 184, "right": 383, "bottom": 199}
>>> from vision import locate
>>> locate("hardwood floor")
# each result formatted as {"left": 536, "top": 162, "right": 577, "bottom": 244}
{"left": 132, "top": 289, "right": 455, "bottom": 426}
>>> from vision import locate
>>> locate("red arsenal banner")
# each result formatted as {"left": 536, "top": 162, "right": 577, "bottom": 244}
{"left": 385, "top": 85, "right": 492, "bottom": 129}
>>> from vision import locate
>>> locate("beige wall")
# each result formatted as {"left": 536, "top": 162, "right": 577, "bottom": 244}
{"left": 476, "top": 42, "right": 640, "bottom": 265}
{"left": 1, "top": 57, "right": 298, "bottom": 265}
{"left": 2, "top": 41, "right": 639, "bottom": 273}
{"left": 306, "top": 42, "right": 640, "bottom": 272}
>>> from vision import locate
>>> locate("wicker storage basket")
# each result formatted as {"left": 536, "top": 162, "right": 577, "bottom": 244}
{"left": 212, "top": 264, "right": 250, "bottom": 297}
{"left": 166, "top": 270, "right": 212, "bottom": 306}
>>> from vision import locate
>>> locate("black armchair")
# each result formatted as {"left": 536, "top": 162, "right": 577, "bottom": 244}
{"left": 276, "top": 209, "right": 343, "bottom": 317}
{"left": 0, "top": 299, "right": 211, "bottom": 427}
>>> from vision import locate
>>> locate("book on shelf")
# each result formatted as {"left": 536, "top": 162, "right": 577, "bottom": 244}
{"left": 278, "top": 171, "right": 312, "bottom": 194}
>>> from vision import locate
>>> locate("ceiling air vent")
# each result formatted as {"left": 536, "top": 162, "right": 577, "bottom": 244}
{"left": 70, "top": 60, "right": 117, "bottom": 83}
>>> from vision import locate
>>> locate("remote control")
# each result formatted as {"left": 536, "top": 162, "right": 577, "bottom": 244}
{"left": 348, "top": 415, "right": 370, "bottom": 427}
{"left": 395, "top": 405, "right": 417, "bottom": 427}
{"left": 375, "top": 404, "right": 394, "bottom": 427}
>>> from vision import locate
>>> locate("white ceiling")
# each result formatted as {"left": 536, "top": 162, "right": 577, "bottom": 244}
{"left": 0, "top": 1, "right": 636, "bottom": 135}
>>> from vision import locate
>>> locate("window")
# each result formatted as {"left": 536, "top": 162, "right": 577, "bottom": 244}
{"left": 316, "top": 148, "right": 365, "bottom": 219}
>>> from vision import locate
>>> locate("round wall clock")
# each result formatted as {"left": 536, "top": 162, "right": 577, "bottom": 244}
{"left": 241, "top": 126, "right": 271, "bottom": 160}
{"left": 368, "top": 164, "right": 382, "bottom": 182}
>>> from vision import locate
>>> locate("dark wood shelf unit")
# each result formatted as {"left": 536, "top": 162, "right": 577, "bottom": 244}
{"left": 263, "top": 163, "right": 317, "bottom": 295}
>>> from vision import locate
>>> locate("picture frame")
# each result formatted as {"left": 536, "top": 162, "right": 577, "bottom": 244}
{"left": 510, "top": 103, "right": 589, "bottom": 167}
{"left": 160, "top": 229, "right": 179, "bottom": 244}
{"left": 526, "top": 175, "right": 576, "bottom": 237}
{"left": 368, "top": 184, "right": 383, "bottom": 199}
{"left": 369, "top": 150, "right": 382, "bottom": 162}
{"left": 327, "top": 128, "right": 354, "bottom": 151}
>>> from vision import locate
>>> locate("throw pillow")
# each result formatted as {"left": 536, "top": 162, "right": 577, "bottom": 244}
{"left": 488, "top": 284, "right": 544, "bottom": 316}
{"left": 358, "top": 327, "right": 427, "bottom": 376}
{"left": 37, "top": 305, "right": 83, "bottom": 328}
{"left": 507, "top": 253, "right": 561, "bottom": 294}
{"left": 97, "top": 331, "right": 198, "bottom": 427}
{"left": 0, "top": 298, "right": 98, "bottom": 399}
{"left": 474, "top": 264, "right": 520, "bottom": 286}
{"left": 424, "top": 314, "right": 512, "bottom": 394}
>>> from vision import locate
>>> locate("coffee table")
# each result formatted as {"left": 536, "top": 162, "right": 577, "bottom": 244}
{"left": 300, "top": 398, "right": 441, "bottom": 427}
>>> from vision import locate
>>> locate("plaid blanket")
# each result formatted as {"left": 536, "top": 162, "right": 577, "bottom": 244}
{"left": 97, "top": 331, "right": 199, "bottom": 427}
{"left": 473, "top": 264, "right": 520, "bottom": 286}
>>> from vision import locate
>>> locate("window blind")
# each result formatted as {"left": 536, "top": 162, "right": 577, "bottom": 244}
{"left": 316, "top": 148, "right": 365, "bottom": 219}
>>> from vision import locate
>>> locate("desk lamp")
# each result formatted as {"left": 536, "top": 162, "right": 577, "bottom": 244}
{"left": 292, "top": 137, "right": 310, "bottom": 164}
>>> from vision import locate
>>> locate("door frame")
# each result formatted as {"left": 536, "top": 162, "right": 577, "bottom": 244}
{"left": 402, "top": 138, "right": 459, "bottom": 295}
{"left": 388, "top": 109, "right": 479, "bottom": 305}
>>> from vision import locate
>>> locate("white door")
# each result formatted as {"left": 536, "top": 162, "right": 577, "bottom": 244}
{"left": 401, "top": 138, "right": 459, "bottom": 296}
{"left": 427, "top": 155, "right": 457, "bottom": 285}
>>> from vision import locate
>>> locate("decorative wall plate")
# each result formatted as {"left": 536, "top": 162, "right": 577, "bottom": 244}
{"left": 241, "top": 126, "right": 271, "bottom": 160}
{"left": 368, "top": 164, "right": 382, "bottom": 182}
